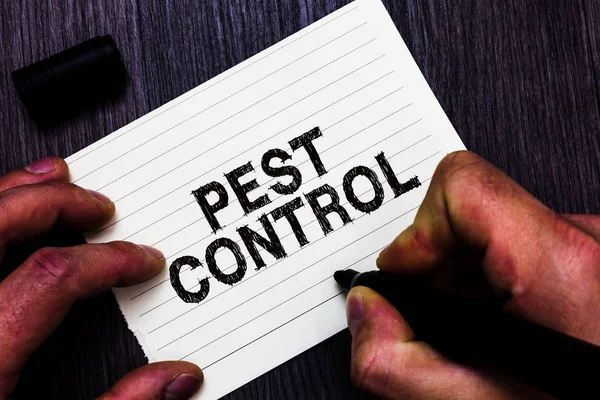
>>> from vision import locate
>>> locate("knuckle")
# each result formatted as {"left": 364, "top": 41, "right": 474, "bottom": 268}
{"left": 352, "top": 341, "right": 436, "bottom": 397}
{"left": 437, "top": 153, "right": 511, "bottom": 215}
{"left": 436, "top": 151, "right": 489, "bottom": 186}
{"left": 351, "top": 343, "right": 393, "bottom": 395}
{"left": 435, "top": 151, "right": 480, "bottom": 178}
{"left": 41, "top": 182, "right": 86, "bottom": 202}
{"left": 39, "top": 181, "right": 75, "bottom": 193}
{"left": 407, "top": 224, "right": 440, "bottom": 262}
{"left": 575, "top": 231, "right": 600, "bottom": 262}
{"left": 442, "top": 153, "right": 494, "bottom": 191}
{"left": 28, "top": 247, "right": 75, "bottom": 286}
{"left": 562, "top": 223, "right": 600, "bottom": 277}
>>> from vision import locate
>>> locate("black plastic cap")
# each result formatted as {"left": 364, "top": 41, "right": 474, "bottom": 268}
{"left": 12, "top": 35, "right": 127, "bottom": 127}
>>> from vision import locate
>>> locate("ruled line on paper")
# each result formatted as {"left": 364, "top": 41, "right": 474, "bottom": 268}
{"left": 108, "top": 47, "right": 384, "bottom": 201}
{"left": 144, "top": 88, "right": 407, "bottom": 249}
{"left": 74, "top": 21, "right": 370, "bottom": 183}
{"left": 132, "top": 144, "right": 430, "bottom": 312}
{"left": 101, "top": 38, "right": 380, "bottom": 197}
{"left": 158, "top": 245, "right": 385, "bottom": 352}
{"left": 195, "top": 165, "right": 427, "bottom": 372}
{"left": 157, "top": 195, "right": 421, "bottom": 351}
{"left": 174, "top": 143, "right": 433, "bottom": 277}
{"left": 141, "top": 145, "right": 427, "bottom": 320}
{"left": 128, "top": 111, "right": 421, "bottom": 303}
{"left": 71, "top": 1, "right": 468, "bottom": 398}
{"left": 157, "top": 123, "right": 426, "bottom": 271}
{"left": 120, "top": 72, "right": 398, "bottom": 244}
{"left": 146, "top": 113, "right": 419, "bottom": 253}
{"left": 157, "top": 161, "right": 426, "bottom": 359}
{"left": 96, "top": 48, "right": 385, "bottom": 233}
{"left": 179, "top": 202, "right": 421, "bottom": 362}
{"left": 67, "top": 5, "right": 360, "bottom": 165}
{"left": 200, "top": 291, "right": 344, "bottom": 369}
{"left": 149, "top": 102, "right": 411, "bottom": 255}
{"left": 145, "top": 150, "right": 440, "bottom": 330}
{"left": 182, "top": 175, "right": 437, "bottom": 369}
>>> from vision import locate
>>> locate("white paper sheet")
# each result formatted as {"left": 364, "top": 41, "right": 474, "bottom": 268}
{"left": 66, "top": 0, "right": 465, "bottom": 397}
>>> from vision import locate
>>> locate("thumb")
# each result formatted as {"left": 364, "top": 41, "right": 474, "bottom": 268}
{"left": 347, "top": 286, "right": 547, "bottom": 399}
{"left": 97, "top": 361, "right": 203, "bottom": 400}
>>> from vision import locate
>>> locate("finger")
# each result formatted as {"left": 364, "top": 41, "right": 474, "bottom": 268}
{"left": 98, "top": 361, "right": 203, "bottom": 400}
{"left": 0, "top": 157, "right": 69, "bottom": 192}
{"left": 348, "top": 286, "right": 549, "bottom": 399}
{"left": 0, "top": 182, "right": 114, "bottom": 248}
{"left": 0, "top": 241, "right": 165, "bottom": 394}
{"left": 562, "top": 214, "right": 600, "bottom": 241}
{"left": 375, "top": 151, "right": 600, "bottom": 334}
{"left": 377, "top": 151, "right": 555, "bottom": 281}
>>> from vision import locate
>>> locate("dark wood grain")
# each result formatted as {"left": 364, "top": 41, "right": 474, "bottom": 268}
{"left": 0, "top": 0, "right": 599, "bottom": 398}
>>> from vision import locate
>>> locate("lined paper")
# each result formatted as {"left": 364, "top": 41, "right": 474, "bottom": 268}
{"left": 66, "top": 0, "right": 465, "bottom": 397}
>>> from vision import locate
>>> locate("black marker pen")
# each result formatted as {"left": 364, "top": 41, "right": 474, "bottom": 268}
{"left": 334, "top": 269, "right": 600, "bottom": 400}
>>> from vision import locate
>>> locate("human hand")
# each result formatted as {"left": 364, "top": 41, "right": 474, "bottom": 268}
{"left": 0, "top": 157, "right": 203, "bottom": 399}
{"left": 347, "top": 151, "right": 600, "bottom": 399}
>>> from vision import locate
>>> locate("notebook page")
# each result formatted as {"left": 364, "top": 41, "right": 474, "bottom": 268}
{"left": 66, "top": 0, "right": 465, "bottom": 397}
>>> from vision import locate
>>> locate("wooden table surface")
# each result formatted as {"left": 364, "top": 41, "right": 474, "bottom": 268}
{"left": 1, "top": 0, "right": 599, "bottom": 398}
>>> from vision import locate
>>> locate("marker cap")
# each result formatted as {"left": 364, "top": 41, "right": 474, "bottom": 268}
{"left": 12, "top": 35, "right": 127, "bottom": 126}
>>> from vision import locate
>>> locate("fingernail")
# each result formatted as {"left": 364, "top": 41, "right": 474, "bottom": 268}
{"left": 25, "top": 157, "right": 58, "bottom": 174}
{"left": 346, "top": 291, "right": 364, "bottom": 337}
{"left": 86, "top": 189, "right": 112, "bottom": 203}
{"left": 164, "top": 374, "right": 202, "bottom": 400}
{"left": 139, "top": 244, "right": 165, "bottom": 259}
